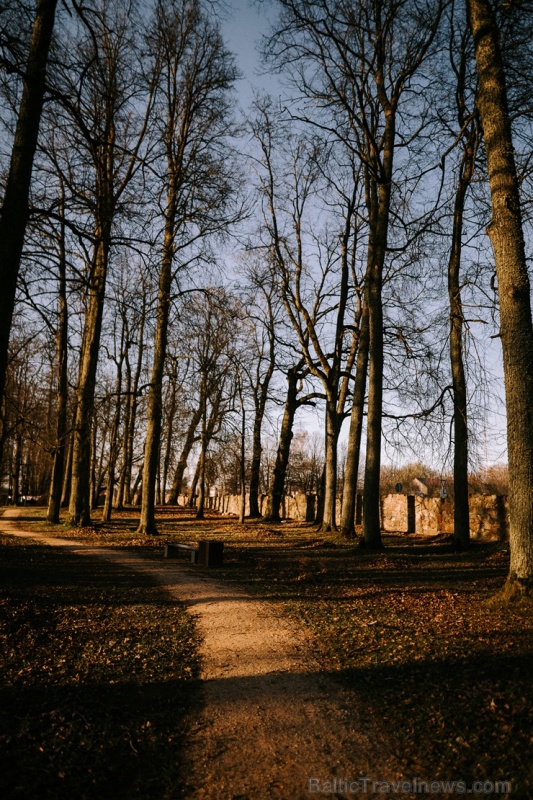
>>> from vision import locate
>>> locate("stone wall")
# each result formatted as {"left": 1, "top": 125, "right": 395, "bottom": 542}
{"left": 178, "top": 492, "right": 317, "bottom": 521}
{"left": 179, "top": 491, "right": 508, "bottom": 540}
{"left": 381, "top": 493, "right": 508, "bottom": 540}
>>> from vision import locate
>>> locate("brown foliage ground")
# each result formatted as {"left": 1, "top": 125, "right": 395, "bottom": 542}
{"left": 1, "top": 506, "right": 532, "bottom": 797}
{"left": 0, "top": 522, "right": 199, "bottom": 799}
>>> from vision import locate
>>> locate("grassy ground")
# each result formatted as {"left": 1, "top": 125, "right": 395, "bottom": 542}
{"left": 1, "top": 505, "right": 532, "bottom": 797}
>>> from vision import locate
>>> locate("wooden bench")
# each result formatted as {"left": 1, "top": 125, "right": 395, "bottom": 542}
{"left": 164, "top": 540, "right": 224, "bottom": 567}
{"left": 164, "top": 543, "right": 199, "bottom": 564}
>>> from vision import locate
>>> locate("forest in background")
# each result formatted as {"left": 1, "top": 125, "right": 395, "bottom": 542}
{"left": 2, "top": 0, "right": 533, "bottom": 595}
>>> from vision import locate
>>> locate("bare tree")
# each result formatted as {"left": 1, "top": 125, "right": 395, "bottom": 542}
{"left": 41, "top": 0, "right": 156, "bottom": 526}
{"left": 251, "top": 103, "right": 360, "bottom": 531}
{"left": 46, "top": 183, "right": 69, "bottom": 523}
{"left": 137, "top": 0, "right": 240, "bottom": 535}
{"left": 445, "top": 17, "right": 482, "bottom": 550}
{"left": 267, "top": 0, "right": 444, "bottom": 547}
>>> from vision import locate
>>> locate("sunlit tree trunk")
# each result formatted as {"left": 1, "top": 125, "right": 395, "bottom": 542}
{"left": 137, "top": 217, "right": 173, "bottom": 535}
{"left": 69, "top": 225, "right": 111, "bottom": 526}
{"left": 137, "top": 0, "right": 238, "bottom": 532}
{"left": 340, "top": 301, "right": 369, "bottom": 538}
{"left": 468, "top": 0, "right": 533, "bottom": 599}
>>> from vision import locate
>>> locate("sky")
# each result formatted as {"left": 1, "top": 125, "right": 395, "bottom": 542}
{"left": 221, "top": 0, "right": 279, "bottom": 110}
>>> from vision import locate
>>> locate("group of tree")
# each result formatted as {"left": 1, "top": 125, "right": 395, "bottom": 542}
{"left": 1, "top": 0, "right": 533, "bottom": 599}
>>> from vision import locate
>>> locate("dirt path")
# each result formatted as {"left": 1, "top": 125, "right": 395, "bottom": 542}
{"left": 1, "top": 509, "right": 405, "bottom": 799}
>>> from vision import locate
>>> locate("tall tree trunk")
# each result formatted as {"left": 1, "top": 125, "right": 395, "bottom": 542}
{"left": 116, "top": 363, "right": 132, "bottom": 509}
{"left": 195, "top": 394, "right": 208, "bottom": 520}
{"left": 0, "top": 0, "right": 58, "bottom": 405}
{"left": 361, "top": 266, "right": 384, "bottom": 549}
{"left": 102, "top": 339, "right": 125, "bottom": 523}
{"left": 116, "top": 298, "right": 145, "bottom": 508}
{"left": 137, "top": 219, "right": 173, "bottom": 535}
{"left": 361, "top": 163, "right": 393, "bottom": 551}
{"left": 263, "top": 362, "right": 302, "bottom": 523}
{"left": 248, "top": 385, "right": 270, "bottom": 518}
{"left": 61, "top": 425, "right": 73, "bottom": 507}
{"left": 321, "top": 394, "right": 339, "bottom": 532}
{"left": 90, "top": 416, "right": 105, "bottom": 510}
{"left": 340, "top": 301, "right": 370, "bottom": 538}
{"left": 131, "top": 466, "right": 142, "bottom": 505}
{"left": 239, "top": 386, "right": 246, "bottom": 524}
{"left": 47, "top": 194, "right": 69, "bottom": 524}
{"left": 161, "top": 360, "right": 178, "bottom": 505}
{"left": 315, "top": 466, "right": 326, "bottom": 527}
{"left": 69, "top": 232, "right": 110, "bottom": 526}
{"left": 468, "top": 0, "right": 533, "bottom": 599}
{"left": 360, "top": 83, "right": 398, "bottom": 551}
{"left": 448, "top": 119, "right": 479, "bottom": 551}
{"left": 11, "top": 431, "right": 23, "bottom": 505}
{"left": 248, "top": 333, "right": 276, "bottom": 518}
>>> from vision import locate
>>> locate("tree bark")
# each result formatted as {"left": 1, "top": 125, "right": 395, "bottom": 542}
{"left": 47, "top": 193, "right": 69, "bottom": 524}
{"left": 137, "top": 222, "right": 173, "bottom": 535}
{"left": 468, "top": 0, "right": 533, "bottom": 599}
{"left": 0, "top": 0, "right": 58, "bottom": 405}
{"left": 161, "top": 359, "right": 179, "bottom": 505}
{"left": 321, "top": 393, "right": 340, "bottom": 531}
{"left": 262, "top": 362, "right": 303, "bottom": 523}
{"left": 248, "top": 381, "right": 272, "bottom": 517}
{"left": 361, "top": 156, "right": 394, "bottom": 552}
{"left": 340, "top": 301, "right": 370, "bottom": 538}
{"left": 116, "top": 296, "right": 146, "bottom": 508}
{"left": 195, "top": 373, "right": 208, "bottom": 520}
{"left": 239, "top": 384, "right": 246, "bottom": 524}
{"left": 102, "top": 329, "right": 125, "bottom": 522}
{"left": 60, "top": 423, "right": 73, "bottom": 507}
{"left": 448, "top": 117, "right": 479, "bottom": 551}
{"left": 68, "top": 230, "right": 110, "bottom": 526}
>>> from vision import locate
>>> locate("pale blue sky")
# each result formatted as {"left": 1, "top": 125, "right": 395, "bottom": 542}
{"left": 221, "top": 0, "right": 279, "bottom": 111}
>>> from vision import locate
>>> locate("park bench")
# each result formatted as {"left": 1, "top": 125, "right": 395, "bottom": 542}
{"left": 164, "top": 542, "right": 199, "bottom": 563}
{"left": 164, "top": 540, "right": 224, "bottom": 567}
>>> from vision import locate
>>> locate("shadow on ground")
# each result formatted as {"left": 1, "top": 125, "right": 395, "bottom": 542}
{"left": 0, "top": 537, "right": 199, "bottom": 800}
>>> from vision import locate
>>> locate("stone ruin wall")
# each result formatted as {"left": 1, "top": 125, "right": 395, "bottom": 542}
{"left": 381, "top": 493, "right": 508, "bottom": 540}
{"left": 180, "top": 492, "right": 509, "bottom": 541}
